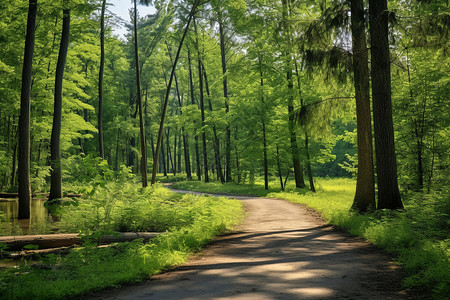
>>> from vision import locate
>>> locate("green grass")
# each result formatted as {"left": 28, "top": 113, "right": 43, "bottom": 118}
{"left": 0, "top": 183, "right": 243, "bottom": 300}
{"left": 172, "top": 177, "right": 449, "bottom": 299}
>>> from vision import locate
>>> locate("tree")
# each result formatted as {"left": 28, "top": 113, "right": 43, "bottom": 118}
{"left": 282, "top": 0, "right": 306, "bottom": 189}
{"left": 194, "top": 17, "right": 209, "bottom": 183}
{"left": 369, "top": 0, "right": 403, "bottom": 209}
{"left": 18, "top": 0, "right": 38, "bottom": 219}
{"left": 98, "top": 0, "right": 106, "bottom": 159}
{"left": 49, "top": 2, "right": 71, "bottom": 204}
{"left": 133, "top": 0, "right": 149, "bottom": 187}
{"left": 351, "top": 0, "right": 375, "bottom": 211}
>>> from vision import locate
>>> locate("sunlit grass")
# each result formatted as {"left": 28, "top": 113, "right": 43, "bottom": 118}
{"left": 172, "top": 177, "right": 449, "bottom": 298}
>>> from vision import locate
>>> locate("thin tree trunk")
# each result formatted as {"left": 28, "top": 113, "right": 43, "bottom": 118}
{"left": 258, "top": 60, "right": 269, "bottom": 190}
{"left": 98, "top": 0, "right": 106, "bottom": 159}
{"left": 151, "top": 1, "right": 199, "bottom": 184}
{"left": 276, "top": 144, "right": 284, "bottom": 191}
{"left": 177, "top": 131, "right": 182, "bottom": 173}
{"left": 150, "top": 133, "right": 155, "bottom": 167}
{"left": 188, "top": 47, "right": 201, "bottom": 181}
{"left": 234, "top": 128, "right": 241, "bottom": 183}
{"left": 218, "top": 21, "right": 232, "bottom": 182}
{"left": 293, "top": 60, "right": 314, "bottom": 192}
{"left": 369, "top": 0, "right": 402, "bottom": 209}
{"left": 194, "top": 21, "right": 209, "bottom": 183}
{"left": 203, "top": 64, "right": 224, "bottom": 183}
{"left": 161, "top": 138, "right": 167, "bottom": 176}
{"left": 304, "top": 132, "right": 315, "bottom": 192}
{"left": 18, "top": 0, "right": 37, "bottom": 219}
{"left": 282, "top": 0, "right": 306, "bottom": 189}
{"left": 166, "top": 129, "right": 175, "bottom": 175}
{"left": 173, "top": 131, "right": 177, "bottom": 175}
{"left": 133, "top": 0, "right": 148, "bottom": 187}
{"left": 49, "top": 6, "right": 70, "bottom": 204}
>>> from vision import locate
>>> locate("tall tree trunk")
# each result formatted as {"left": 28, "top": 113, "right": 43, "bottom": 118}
{"left": 351, "top": 0, "right": 375, "bottom": 211}
{"left": 151, "top": 1, "right": 199, "bottom": 185}
{"left": 97, "top": 0, "right": 106, "bottom": 159}
{"left": 177, "top": 132, "right": 182, "bottom": 173}
{"left": 18, "top": 0, "right": 37, "bottom": 219}
{"left": 188, "top": 47, "right": 201, "bottom": 181}
{"left": 49, "top": 6, "right": 70, "bottom": 204}
{"left": 258, "top": 61, "right": 269, "bottom": 190}
{"left": 203, "top": 64, "right": 224, "bottom": 183}
{"left": 218, "top": 21, "right": 232, "bottom": 182}
{"left": 282, "top": 0, "right": 306, "bottom": 189}
{"left": 293, "top": 61, "right": 314, "bottom": 192}
{"left": 194, "top": 21, "right": 209, "bottom": 183}
{"left": 133, "top": 0, "right": 148, "bottom": 187}
{"left": 369, "top": 0, "right": 402, "bottom": 209}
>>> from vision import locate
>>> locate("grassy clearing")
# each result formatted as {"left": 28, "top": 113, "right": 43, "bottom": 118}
{"left": 172, "top": 177, "right": 449, "bottom": 299}
{"left": 0, "top": 183, "right": 243, "bottom": 300}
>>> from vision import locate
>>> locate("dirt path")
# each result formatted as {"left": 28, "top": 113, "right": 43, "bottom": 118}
{"left": 87, "top": 190, "right": 416, "bottom": 300}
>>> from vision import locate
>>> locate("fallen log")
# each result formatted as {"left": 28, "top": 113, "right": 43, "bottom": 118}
{"left": 0, "top": 232, "right": 161, "bottom": 251}
{"left": 0, "top": 192, "right": 82, "bottom": 199}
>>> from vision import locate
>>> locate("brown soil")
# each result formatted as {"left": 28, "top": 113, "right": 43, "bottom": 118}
{"left": 84, "top": 190, "right": 426, "bottom": 300}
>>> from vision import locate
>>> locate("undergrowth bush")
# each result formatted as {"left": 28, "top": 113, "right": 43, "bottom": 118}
{"left": 0, "top": 188, "right": 243, "bottom": 300}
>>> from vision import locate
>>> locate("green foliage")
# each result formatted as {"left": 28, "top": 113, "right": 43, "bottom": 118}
{"left": 0, "top": 186, "right": 243, "bottom": 300}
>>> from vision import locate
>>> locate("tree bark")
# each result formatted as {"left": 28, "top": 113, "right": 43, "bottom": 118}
{"left": 351, "top": 0, "right": 375, "bottom": 211}
{"left": 282, "top": 0, "right": 306, "bottom": 189}
{"left": 369, "top": 0, "right": 403, "bottom": 209}
{"left": 166, "top": 129, "right": 175, "bottom": 175}
{"left": 218, "top": 21, "right": 232, "bottom": 183}
{"left": 98, "top": 0, "right": 106, "bottom": 160}
{"left": 133, "top": 0, "right": 148, "bottom": 187}
{"left": 49, "top": 6, "right": 70, "bottom": 204}
{"left": 18, "top": 0, "right": 37, "bottom": 219}
{"left": 258, "top": 61, "right": 269, "bottom": 190}
{"left": 151, "top": 1, "right": 199, "bottom": 185}
{"left": 194, "top": 20, "right": 209, "bottom": 183}
{"left": 188, "top": 47, "right": 201, "bottom": 181}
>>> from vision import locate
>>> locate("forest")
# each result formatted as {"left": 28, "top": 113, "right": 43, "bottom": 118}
{"left": 0, "top": 0, "right": 448, "bottom": 299}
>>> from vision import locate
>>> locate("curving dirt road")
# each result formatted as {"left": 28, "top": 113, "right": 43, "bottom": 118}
{"left": 87, "top": 190, "right": 420, "bottom": 299}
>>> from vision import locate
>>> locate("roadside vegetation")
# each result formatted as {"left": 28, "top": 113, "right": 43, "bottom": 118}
{"left": 171, "top": 177, "right": 449, "bottom": 298}
{"left": 0, "top": 169, "right": 243, "bottom": 300}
